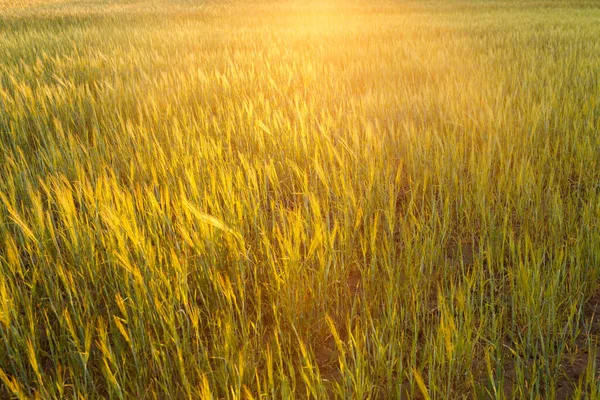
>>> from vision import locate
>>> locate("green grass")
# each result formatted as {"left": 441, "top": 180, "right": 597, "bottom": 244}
{"left": 1, "top": 0, "right": 599, "bottom": 398}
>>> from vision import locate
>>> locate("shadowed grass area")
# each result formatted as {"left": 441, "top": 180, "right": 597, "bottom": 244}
{"left": 1, "top": 0, "right": 599, "bottom": 398}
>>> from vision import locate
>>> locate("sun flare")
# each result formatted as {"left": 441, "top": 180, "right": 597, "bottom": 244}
{"left": 1, "top": 0, "right": 600, "bottom": 398}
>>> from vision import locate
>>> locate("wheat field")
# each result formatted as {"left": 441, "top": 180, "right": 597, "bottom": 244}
{"left": 1, "top": 0, "right": 599, "bottom": 398}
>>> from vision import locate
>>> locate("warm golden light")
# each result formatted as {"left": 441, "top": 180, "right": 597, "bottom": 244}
{"left": 1, "top": 0, "right": 599, "bottom": 398}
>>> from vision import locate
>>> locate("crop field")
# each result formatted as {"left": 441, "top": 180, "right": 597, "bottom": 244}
{"left": 1, "top": 0, "right": 599, "bottom": 398}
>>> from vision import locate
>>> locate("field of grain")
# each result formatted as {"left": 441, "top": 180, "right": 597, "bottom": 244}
{"left": 1, "top": 0, "right": 599, "bottom": 398}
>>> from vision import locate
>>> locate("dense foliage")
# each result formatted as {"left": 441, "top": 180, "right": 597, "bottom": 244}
{"left": 1, "top": 0, "right": 599, "bottom": 398}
